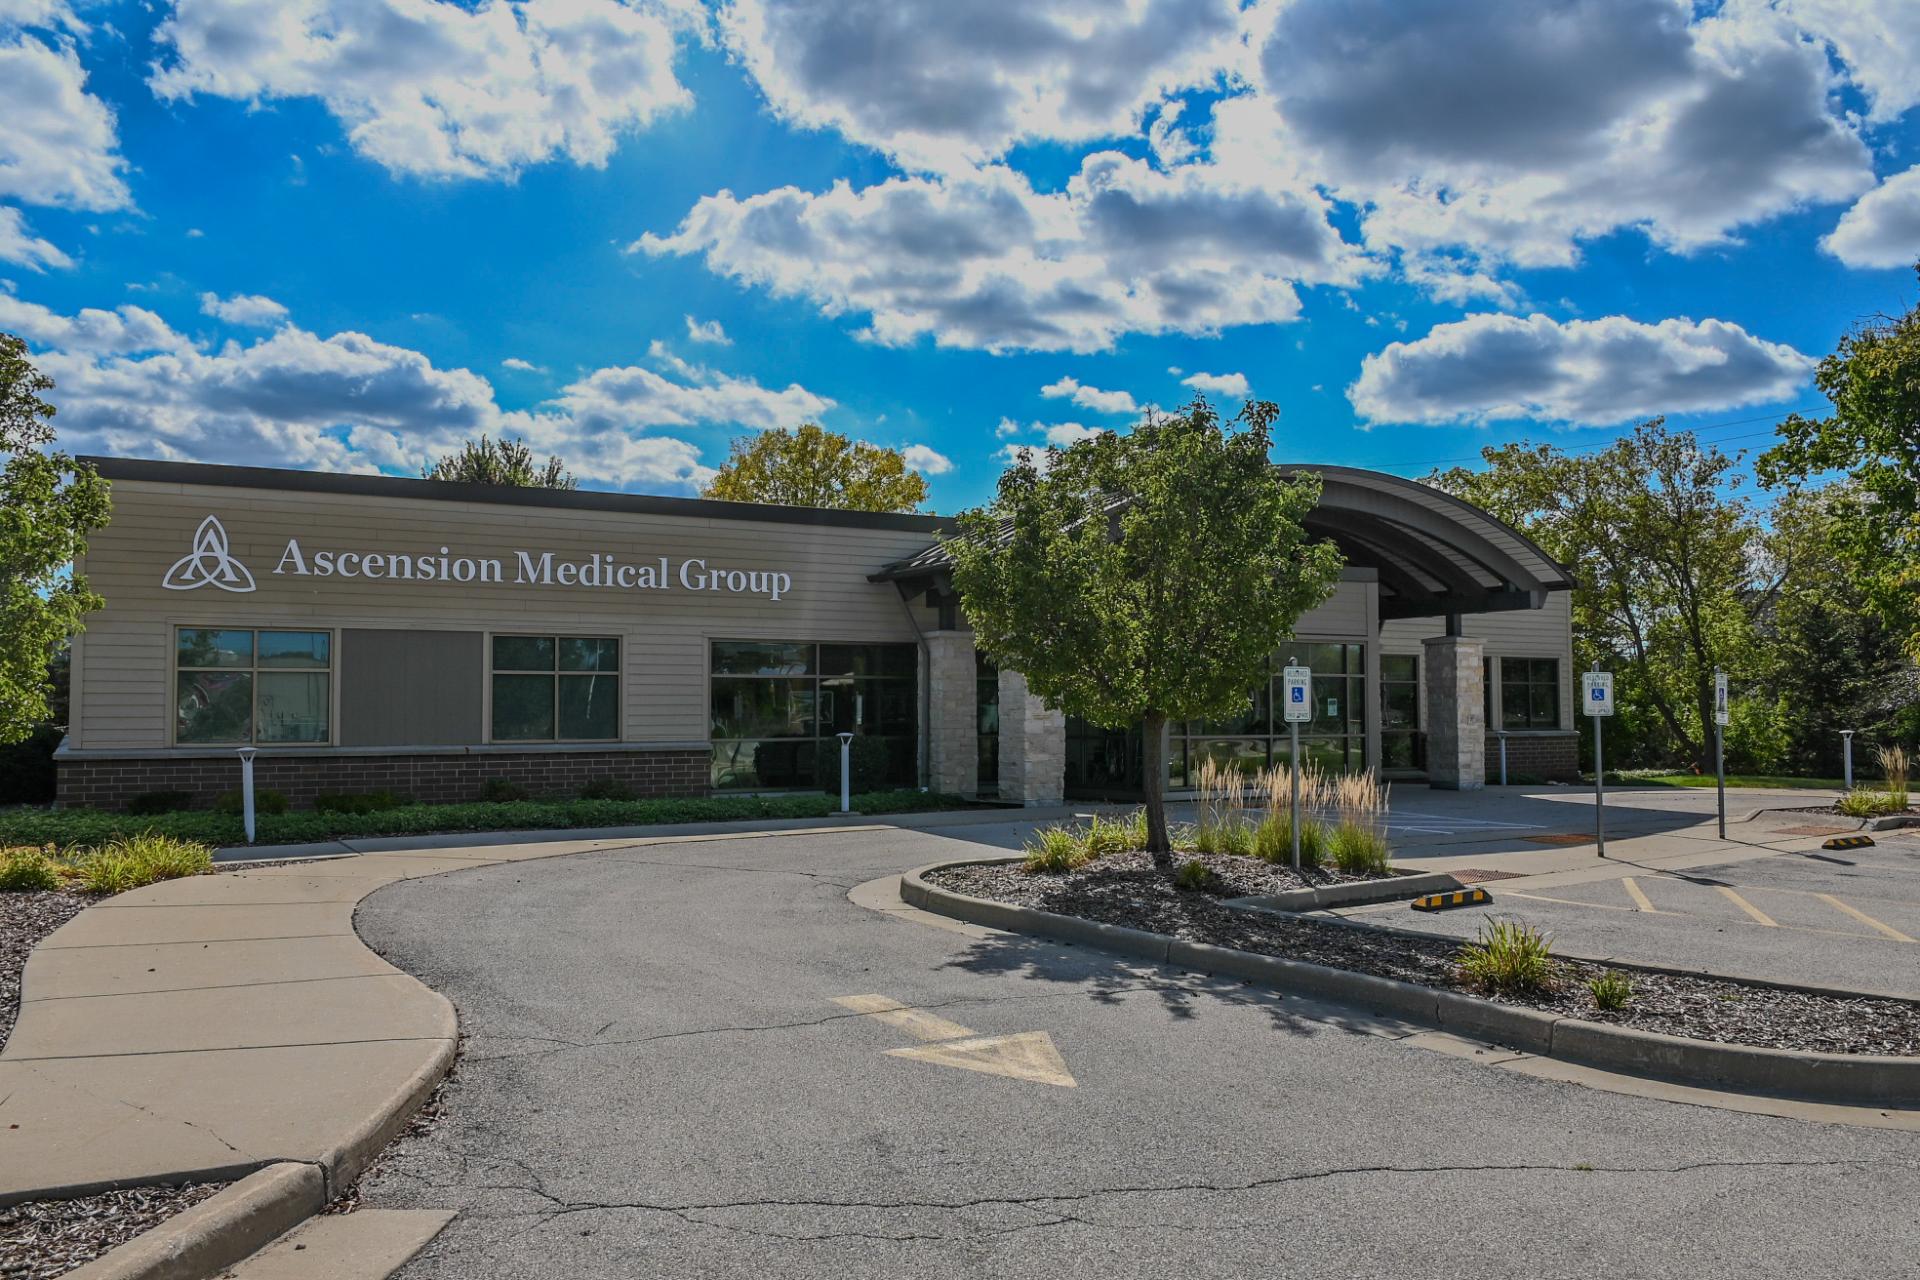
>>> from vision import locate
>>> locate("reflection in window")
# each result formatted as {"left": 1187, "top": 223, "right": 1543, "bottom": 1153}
{"left": 710, "top": 641, "right": 917, "bottom": 790}
{"left": 1500, "top": 657, "right": 1560, "bottom": 730}
{"left": 1380, "top": 654, "right": 1422, "bottom": 772}
{"left": 176, "top": 627, "right": 331, "bottom": 744}
{"left": 491, "top": 635, "right": 620, "bottom": 741}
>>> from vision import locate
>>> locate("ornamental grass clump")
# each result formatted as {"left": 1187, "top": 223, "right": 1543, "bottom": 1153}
{"left": 1023, "top": 825, "right": 1091, "bottom": 874}
{"left": 1083, "top": 811, "right": 1146, "bottom": 857}
{"left": 1173, "top": 858, "right": 1219, "bottom": 892}
{"left": 1252, "top": 810, "right": 1326, "bottom": 868}
{"left": 1588, "top": 970, "right": 1634, "bottom": 1012}
{"left": 1880, "top": 744, "right": 1909, "bottom": 809}
{"left": 70, "top": 834, "right": 213, "bottom": 895}
{"left": 1192, "top": 760, "right": 1257, "bottom": 856}
{"left": 1457, "top": 919, "right": 1560, "bottom": 997}
{"left": 0, "top": 846, "right": 62, "bottom": 892}
{"left": 1327, "top": 821, "right": 1391, "bottom": 876}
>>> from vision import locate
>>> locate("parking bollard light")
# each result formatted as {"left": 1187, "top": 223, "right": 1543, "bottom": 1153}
{"left": 236, "top": 746, "right": 258, "bottom": 844}
{"left": 837, "top": 732, "right": 854, "bottom": 814}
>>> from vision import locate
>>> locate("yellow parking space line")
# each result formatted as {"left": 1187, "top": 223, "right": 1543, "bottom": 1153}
{"left": 1715, "top": 885, "right": 1777, "bottom": 927}
{"left": 1621, "top": 877, "right": 1656, "bottom": 913}
{"left": 832, "top": 994, "right": 976, "bottom": 1042}
{"left": 1502, "top": 890, "right": 1636, "bottom": 913}
{"left": 1814, "top": 894, "right": 1917, "bottom": 943}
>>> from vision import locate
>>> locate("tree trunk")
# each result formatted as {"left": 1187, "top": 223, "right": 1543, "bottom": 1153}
{"left": 1141, "top": 711, "right": 1172, "bottom": 870}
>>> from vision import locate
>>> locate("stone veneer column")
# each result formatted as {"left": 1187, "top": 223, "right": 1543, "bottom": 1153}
{"left": 924, "top": 631, "right": 978, "bottom": 796}
{"left": 997, "top": 668, "right": 1065, "bottom": 806}
{"left": 1422, "top": 635, "right": 1486, "bottom": 790}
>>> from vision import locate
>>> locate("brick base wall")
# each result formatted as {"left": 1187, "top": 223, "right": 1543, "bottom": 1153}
{"left": 57, "top": 748, "right": 711, "bottom": 811}
{"left": 1484, "top": 733, "right": 1580, "bottom": 783}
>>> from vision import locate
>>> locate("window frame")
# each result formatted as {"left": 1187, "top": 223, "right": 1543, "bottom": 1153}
{"left": 1498, "top": 656, "right": 1562, "bottom": 731}
{"left": 487, "top": 633, "right": 623, "bottom": 744}
{"left": 172, "top": 625, "right": 335, "bottom": 747}
{"left": 707, "top": 638, "right": 919, "bottom": 791}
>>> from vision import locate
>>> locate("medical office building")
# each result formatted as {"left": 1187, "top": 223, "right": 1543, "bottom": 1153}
{"left": 55, "top": 458, "right": 1579, "bottom": 811}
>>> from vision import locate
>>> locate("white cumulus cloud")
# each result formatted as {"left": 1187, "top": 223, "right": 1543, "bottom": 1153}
{"left": 1349, "top": 313, "right": 1815, "bottom": 427}
{"left": 1040, "top": 375, "right": 1139, "bottom": 416}
{"left": 150, "top": 0, "right": 696, "bottom": 181}
{"left": 198, "top": 292, "right": 290, "bottom": 327}
{"left": 0, "top": 206, "right": 69, "bottom": 270}
{"left": 683, "top": 314, "right": 731, "bottom": 345}
{"left": 1823, "top": 165, "right": 1920, "bottom": 270}
{"left": 1181, "top": 370, "right": 1248, "bottom": 398}
{"left": 898, "top": 443, "right": 952, "bottom": 475}
{"left": 0, "top": 29, "right": 129, "bottom": 211}
{"left": 500, "top": 356, "right": 544, "bottom": 372}
{"left": 9, "top": 293, "right": 835, "bottom": 493}
{"left": 717, "top": 0, "right": 1244, "bottom": 172}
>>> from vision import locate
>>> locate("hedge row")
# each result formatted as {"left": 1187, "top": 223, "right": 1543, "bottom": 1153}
{"left": 0, "top": 788, "right": 973, "bottom": 853}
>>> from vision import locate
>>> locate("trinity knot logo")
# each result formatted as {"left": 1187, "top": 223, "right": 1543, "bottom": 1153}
{"left": 163, "top": 515, "right": 257, "bottom": 593}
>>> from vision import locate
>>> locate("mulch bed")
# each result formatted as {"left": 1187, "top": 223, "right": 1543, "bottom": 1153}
{"left": 1, "top": 891, "right": 89, "bottom": 1051}
{"left": 0, "top": 1183, "right": 228, "bottom": 1279}
{"left": 927, "top": 853, "right": 1920, "bottom": 1056}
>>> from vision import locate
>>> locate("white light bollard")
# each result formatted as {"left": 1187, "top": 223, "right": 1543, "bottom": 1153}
{"left": 1496, "top": 730, "right": 1509, "bottom": 787}
{"left": 236, "top": 746, "right": 258, "bottom": 844}
{"left": 1841, "top": 729, "right": 1855, "bottom": 791}
{"left": 836, "top": 732, "right": 854, "bottom": 815}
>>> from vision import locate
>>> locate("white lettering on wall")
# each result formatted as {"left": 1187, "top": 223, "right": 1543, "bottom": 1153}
{"left": 255, "top": 528, "right": 792, "bottom": 602}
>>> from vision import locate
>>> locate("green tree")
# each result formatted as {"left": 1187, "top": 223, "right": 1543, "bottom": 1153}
{"left": 703, "top": 423, "right": 928, "bottom": 512}
{"left": 1431, "top": 421, "right": 1761, "bottom": 772}
{"left": 1750, "top": 484, "right": 1918, "bottom": 774}
{"left": 0, "top": 333, "right": 111, "bottom": 745}
{"left": 948, "top": 399, "right": 1342, "bottom": 864}
{"left": 1758, "top": 271, "right": 1920, "bottom": 662}
{"left": 424, "top": 435, "right": 577, "bottom": 489}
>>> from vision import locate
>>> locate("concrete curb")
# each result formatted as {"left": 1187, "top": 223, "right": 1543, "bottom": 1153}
{"left": 901, "top": 861, "right": 1920, "bottom": 1107}
{"left": 1224, "top": 870, "right": 1462, "bottom": 913}
{"left": 63, "top": 1163, "right": 324, "bottom": 1280}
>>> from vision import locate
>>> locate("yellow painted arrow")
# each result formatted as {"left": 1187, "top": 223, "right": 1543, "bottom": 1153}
{"left": 833, "top": 994, "right": 1077, "bottom": 1088}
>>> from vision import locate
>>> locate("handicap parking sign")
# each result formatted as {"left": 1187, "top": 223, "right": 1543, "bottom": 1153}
{"left": 1581, "top": 671, "right": 1614, "bottom": 717}
{"left": 1282, "top": 665, "right": 1312, "bottom": 723}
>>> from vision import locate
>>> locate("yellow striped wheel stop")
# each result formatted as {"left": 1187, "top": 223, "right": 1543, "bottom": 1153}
{"left": 1821, "top": 835, "right": 1875, "bottom": 850}
{"left": 1411, "top": 887, "right": 1492, "bottom": 912}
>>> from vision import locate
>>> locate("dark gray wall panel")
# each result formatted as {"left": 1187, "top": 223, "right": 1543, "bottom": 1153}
{"left": 340, "top": 629, "right": 483, "bottom": 747}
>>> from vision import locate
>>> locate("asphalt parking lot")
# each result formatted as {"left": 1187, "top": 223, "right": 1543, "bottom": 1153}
{"left": 351, "top": 808, "right": 1920, "bottom": 1280}
{"left": 1346, "top": 832, "right": 1920, "bottom": 995}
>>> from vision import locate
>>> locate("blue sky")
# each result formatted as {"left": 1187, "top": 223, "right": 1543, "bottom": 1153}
{"left": 3, "top": 0, "right": 1918, "bottom": 512}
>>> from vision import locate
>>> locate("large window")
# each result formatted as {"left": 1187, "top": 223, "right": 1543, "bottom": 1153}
{"left": 491, "top": 636, "right": 620, "bottom": 741}
{"left": 1500, "top": 656, "right": 1560, "bottom": 730}
{"left": 709, "top": 641, "right": 917, "bottom": 790}
{"left": 1380, "top": 654, "right": 1422, "bottom": 771}
{"left": 1166, "top": 643, "right": 1368, "bottom": 785}
{"left": 175, "top": 627, "right": 331, "bottom": 744}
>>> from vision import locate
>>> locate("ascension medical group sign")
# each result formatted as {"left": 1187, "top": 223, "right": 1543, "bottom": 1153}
{"left": 162, "top": 514, "right": 797, "bottom": 603}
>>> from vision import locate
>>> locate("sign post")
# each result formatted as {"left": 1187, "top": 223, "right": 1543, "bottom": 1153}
{"left": 1582, "top": 669, "right": 1614, "bottom": 858}
{"left": 1713, "top": 668, "right": 1729, "bottom": 840}
{"left": 1282, "top": 661, "right": 1312, "bottom": 872}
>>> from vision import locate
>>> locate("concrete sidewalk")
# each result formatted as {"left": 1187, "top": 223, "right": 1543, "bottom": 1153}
{"left": 0, "top": 840, "right": 592, "bottom": 1204}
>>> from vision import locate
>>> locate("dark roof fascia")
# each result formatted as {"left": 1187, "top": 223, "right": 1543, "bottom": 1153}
{"left": 85, "top": 456, "right": 952, "bottom": 536}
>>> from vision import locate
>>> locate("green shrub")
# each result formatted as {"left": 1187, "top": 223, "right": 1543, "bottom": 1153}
{"left": 477, "top": 779, "right": 530, "bottom": 804}
{"left": 1457, "top": 919, "right": 1559, "bottom": 997}
{"left": 71, "top": 834, "right": 213, "bottom": 895}
{"left": 1327, "top": 821, "right": 1391, "bottom": 876}
{"left": 1173, "top": 858, "right": 1218, "bottom": 892}
{"left": 1023, "top": 825, "right": 1089, "bottom": 874}
{"left": 848, "top": 788, "right": 969, "bottom": 815}
{"left": 814, "top": 735, "right": 895, "bottom": 795}
{"left": 0, "top": 846, "right": 62, "bottom": 892}
{"left": 579, "top": 777, "right": 638, "bottom": 802}
{"left": 1588, "top": 970, "right": 1634, "bottom": 1012}
{"left": 1251, "top": 813, "right": 1325, "bottom": 869}
{"left": 1837, "top": 788, "right": 1905, "bottom": 818}
{"left": 126, "top": 790, "right": 194, "bottom": 816}
{"left": 315, "top": 789, "right": 411, "bottom": 815}
{"left": 215, "top": 788, "right": 289, "bottom": 816}
{"left": 1081, "top": 813, "right": 1132, "bottom": 857}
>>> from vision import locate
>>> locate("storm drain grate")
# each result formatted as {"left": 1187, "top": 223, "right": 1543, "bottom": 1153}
{"left": 1449, "top": 868, "right": 1527, "bottom": 883}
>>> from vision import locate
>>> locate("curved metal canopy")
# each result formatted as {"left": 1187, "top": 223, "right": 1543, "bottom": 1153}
{"left": 872, "top": 464, "right": 1574, "bottom": 622}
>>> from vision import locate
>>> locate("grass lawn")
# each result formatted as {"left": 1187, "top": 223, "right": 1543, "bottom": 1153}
{"left": 0, "top": 789, "right": 976, "bottom": 855}
{"left": 1605, "top": 772, "right": 1846, "bottom": 790}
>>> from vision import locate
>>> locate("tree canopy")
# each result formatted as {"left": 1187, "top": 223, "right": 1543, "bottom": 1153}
{"left": 424, "top": 435, "right": 577, "bottom": 489}
{"left": 949, "top": 398, "right": 1342, "bottom": 862}
{"left": 1759, "top": 268, "right": 1920, "bottom": 663}
{"left": 702, "top": 423, "right": 928, "bottom": 512}
{"left": 0, "top": 333, "right": 111, "bottom": 745}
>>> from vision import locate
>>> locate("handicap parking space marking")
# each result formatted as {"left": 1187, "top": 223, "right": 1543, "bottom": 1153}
{"left": 1811, "top": 893, "right": 1916, "bottom": 943}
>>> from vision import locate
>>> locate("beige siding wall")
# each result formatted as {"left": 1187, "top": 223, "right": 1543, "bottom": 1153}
{"left": 1379, "top": 591, "right": 1576, "bottom": 731}
{"left": 74, "top": 480, "right": 940, "bottom": 751}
